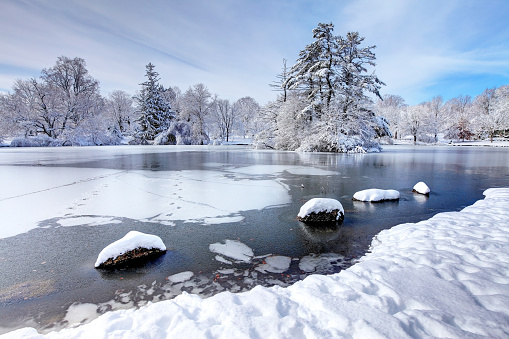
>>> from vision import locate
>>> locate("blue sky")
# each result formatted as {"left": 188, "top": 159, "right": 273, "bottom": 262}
{"left": 1, "top": 0, "right": 509, "bottom": 106}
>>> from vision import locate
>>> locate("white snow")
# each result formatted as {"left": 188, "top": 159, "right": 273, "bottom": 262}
{"left": 353, "top": 188, "right": 400, "bottom": 202}
{"left": 94, "top": 231, "right": 166, "bottom": 268}
{"left": 297, "top": 198, "right": 344, "bottom": 220}
{"left": 7, "top": 187, "right": 509, "bottom": 338}
{"left": 413, "top": 181, "right": 430, "bottom": 194}
{"left": 209, "top": 240, "right": 254, "bottom": 263}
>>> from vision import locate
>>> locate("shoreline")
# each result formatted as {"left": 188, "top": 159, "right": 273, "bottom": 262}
{"left": 5, "top": 188, "right": 509, "bottom": 338}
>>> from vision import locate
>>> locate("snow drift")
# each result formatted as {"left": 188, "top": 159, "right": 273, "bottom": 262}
{"left": 7, "top": 188, "right": 509, "bottom": 338}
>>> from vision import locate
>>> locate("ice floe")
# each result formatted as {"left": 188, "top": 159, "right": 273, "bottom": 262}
{"left": 209, "top": 240, "right": 254, "bottom": 263}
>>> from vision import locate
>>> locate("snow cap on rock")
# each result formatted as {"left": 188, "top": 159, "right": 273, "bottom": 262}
{"left": 413, "top": 182, "right": 430, "bottom": 195}
{"left": 353, "top": 189, "right": 400, "bottom": 202}
{"left": 298, "top": 198, "right": 344, "bottom": 220}
{"left": 95, "top": 231, "right": 166, "bottom": 268}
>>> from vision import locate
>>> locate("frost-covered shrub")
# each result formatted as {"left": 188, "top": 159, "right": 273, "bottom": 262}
{"left": 11, "top": 135, "right": 63, "bottom": 147}
{"left": 154, "top": 121, "right": 210, "bottom": 145}
{"left": 296, "top": 133, "right": 381, "bottom": 153}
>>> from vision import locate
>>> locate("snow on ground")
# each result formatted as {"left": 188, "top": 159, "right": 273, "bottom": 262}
{"left": 413, "top": 182, "right": 430, "bottom": 195}
{"left": 353, "top": 188, "right": 400, "bottom": 202}
{"left": 7, "top": 188, "right": 509, "bottom": 338}
{"left": 94, "top": 231, "right": 166, "bottom": 267}
{"left": 297, "top": 198, "right": 344, "bottom": 220}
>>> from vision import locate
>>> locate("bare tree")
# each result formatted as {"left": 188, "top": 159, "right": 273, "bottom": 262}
{"left": 444, "top": 95, "right": 473, "bottom": 141}
{"left": 106, "top": 90, "right": 136, "bottom": 136}
{"left": 375, "top": 94, "right": 406, "bottom": 139}
{"left": 181, "top": 84, "right": 215, "bottom": 144}
{"left": 214, "top": 99, "right": 236, "bottom": 142}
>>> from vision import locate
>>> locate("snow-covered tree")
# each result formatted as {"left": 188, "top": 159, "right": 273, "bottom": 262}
{"left": 374, "top": 94, "right": 406, "bottom": 139}
{"left": 181, "top": 83, "right": 215, "bottom": 144}
{"left": 134, "top": 63, "right": 174, "bottom": 141}
{"left": 214, "top": 99, "right": 236, "bottom": 142}
{"left": 269, "top": 23, "right": 385, "bottom": 153}
{"left": 233, "top": 96, "right": 260, "bottom": 138}
{"left": 473, "top": 86, "right": 509, "bottom": 142}
{"left": 424, "top": 95, "right": 445, "bottom": 142}
{"left": 106, "top": 90, "right": 136, "bottom": 137}
{"left": 270, "top": 58, "right": 290, "bottom": 103}
{"left": 444, "top": 95, "right": 473, "bottom": 141}
{"left": 41, "top": 56, "right": 101, "bottom": 132}
{"left": 401, "top": 104, "right": 426, "bottom": 144}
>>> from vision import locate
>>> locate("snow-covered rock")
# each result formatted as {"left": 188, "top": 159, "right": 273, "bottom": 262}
{"left": 94, "top": 231, "right": 166, "bottom": 269}
{"left": 297, "top": 198, "right": 345, "bottom": 222}
{"left": 353, "top": 188, "right": 400, "bottom": 202}
{"left": 413, "top": 181, "right": 430, "bottom": 195}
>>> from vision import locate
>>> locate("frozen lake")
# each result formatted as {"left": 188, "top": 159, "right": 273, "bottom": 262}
{"left": 1, "top": 145, "right": 508, "bottom": 333}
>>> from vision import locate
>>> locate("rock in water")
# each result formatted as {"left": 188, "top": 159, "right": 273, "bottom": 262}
{"left": 297, "top": 198, "right": 344, "bottom": 223}
{"left": 413, "top": 182, "right": 430, "bottom": 195}
{"left": 353, "top": 189, "right": 400, "bottom": 202}
{"left": 95, "top": 231, "right": 166, "bottom": 269}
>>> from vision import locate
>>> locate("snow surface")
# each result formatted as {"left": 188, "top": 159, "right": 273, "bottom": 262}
{"left": 413, "top": 181, "right": 430, "bottom": 195}
{"left": 353, "top": 188, "right": 400, "bottom": 202}
{"left": 94, "top": 231, "right": 166, "bottom": 268}
{"left": 8, "top": 188, "right": 509, "bottom": 338}
{"left": 297, "top": 198, "right": 344, "bottom": 220}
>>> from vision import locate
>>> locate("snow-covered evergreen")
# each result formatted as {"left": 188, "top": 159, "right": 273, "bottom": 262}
{"left": 257, "top": 23, "right": 386, "bottom": 153}
{"left": 134, "top": 63, "right": 175, "bottom": 142}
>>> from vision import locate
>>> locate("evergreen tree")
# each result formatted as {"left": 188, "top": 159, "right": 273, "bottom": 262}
{"left": 135, "top": 63, "right": 174, "bottom": 141}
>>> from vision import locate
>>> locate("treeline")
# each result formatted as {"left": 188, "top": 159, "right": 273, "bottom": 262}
{"left": 1, "top": 23, "right": 508, "bottom": 150}
{"left": 0, "top": 57, "right": 261, "bottom": 146}
{"left": 375, "top": 87, "right": 509, "bottom": 144}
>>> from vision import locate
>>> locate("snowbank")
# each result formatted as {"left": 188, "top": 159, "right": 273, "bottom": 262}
{"left": 353, "top": 188, "right": 400, "bottom": 202}
{"left": 297, "top": 198, "right": 344, "bottom": 221}
{"left": 6, "top": 188, "right": 509, "bottom": 338}
{"left": 413, "top": 181, "right": 430, "bottom": 195}
{"left": 94, "top": 231, "right": 166, "bottom": 268}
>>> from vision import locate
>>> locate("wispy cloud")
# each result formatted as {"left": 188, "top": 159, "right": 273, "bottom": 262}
{"left": 1, "top": 0, "right": 508, "bottom": 104}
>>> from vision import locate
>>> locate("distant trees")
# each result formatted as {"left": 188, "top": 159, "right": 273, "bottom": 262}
{"left": 374, "top": 86, "right": 509, "bottom": 144}
{"left": 0, "top": 56, "right": 120, "bottom": 145}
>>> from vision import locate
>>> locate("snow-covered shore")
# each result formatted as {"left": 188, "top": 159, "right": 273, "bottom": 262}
{"left": 6, "top": 188, "right": 509, "bottom": 338}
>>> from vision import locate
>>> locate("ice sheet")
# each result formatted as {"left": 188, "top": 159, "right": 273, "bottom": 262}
{"left": 0, "top": 167, "right": 291, "bottom": 239}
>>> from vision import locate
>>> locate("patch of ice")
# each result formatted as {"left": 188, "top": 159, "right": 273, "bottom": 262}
{"left": 57, "top": 216, "right": 121, "bottom": 227}
{"left": 63, "top": 303, "right": 99, "bottom": 326}
{"left": 215, "top": 255, "right": 233, "bottom": 265}
{"left": 209, "top": 240, "right": 253, "bottom": 263}
{"left": 256, "top": 256, "right": 291, "bottom": 273}
{"left": 413, "top": 181, "right": 430, "bottom": 194}
{"left": 94, "top": 231, "right": 166, "bottom": 268}
{"left": 353, "top": 188, "right": 400, "bottom": 202}
{"left": 297, "top": 198, "right": 344, "bottom": 219}
{"left": 299, "top": 253, "right": 346, "bottom": 273}
{"left": 167, "top": 272, "right": 194, "bottom": 284}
